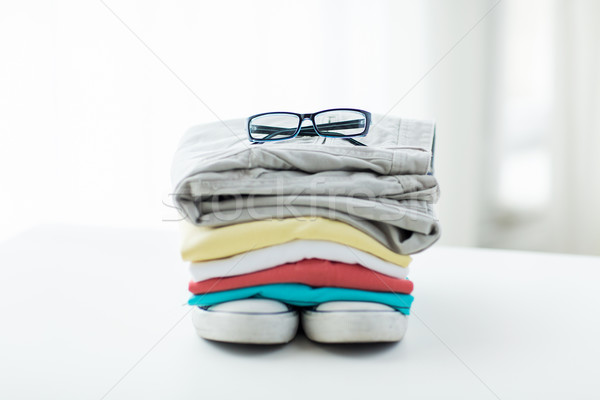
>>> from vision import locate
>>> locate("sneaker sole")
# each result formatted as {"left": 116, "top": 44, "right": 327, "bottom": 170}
{"left": 192, "top": 305, "right": 299, "bottom": 344}
{"left": 302, "top": 303, "right": 408, "bottom": 343}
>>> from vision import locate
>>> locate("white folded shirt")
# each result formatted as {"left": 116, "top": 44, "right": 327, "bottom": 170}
{"left": 188, "top": 239, "right": 409, "bottom": 282}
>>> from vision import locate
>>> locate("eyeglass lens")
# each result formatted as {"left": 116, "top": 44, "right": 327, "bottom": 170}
{"left": 249, "top": 110, "right": 367, "bottom": 141}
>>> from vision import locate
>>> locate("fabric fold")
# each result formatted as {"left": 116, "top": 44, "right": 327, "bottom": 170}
{"left": 190, "top": 196, "right": 440, "bottom": 254}
{"left": 189, "top": 258, "right": 413, "bottom": 294}
{"left": 178, "top": 169, "right": 439, "bottom": 200}
{"left": 188, "top": 240, "right": 409, "bottom": 282}
{"left": 171, "top": 115, "right": 436, "bottom": 189}
{"left": 180, "top": 217, "right": 412, "bottom": 266}
{"left": 188, "top": 283, "right": 414, "bottom": 314}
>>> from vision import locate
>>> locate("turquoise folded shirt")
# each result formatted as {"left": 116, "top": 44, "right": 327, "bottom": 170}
{"left": 188, "top": 284, "right": 413, "bottom": 315}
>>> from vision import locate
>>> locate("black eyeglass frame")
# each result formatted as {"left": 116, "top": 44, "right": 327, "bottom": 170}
{"left": 247, "top": 108, "right": 372, "bottom": 144}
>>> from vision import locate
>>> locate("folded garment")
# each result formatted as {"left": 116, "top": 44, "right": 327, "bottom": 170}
{"left": 179, "top": 169, "right": 439, "bottom": 200}
{"left": 189, "top": 259, "right": 413, "bottom": 294}
{"left": 192, "top": 196, "right": 439, "bottom": 254}
{"left": 175, "top": 169, "right": 439, "bottom": 255}
{"left": 180, "top": 217, "right": 412, "bottom": 266}
{"left": 189, "top": 240, "right": 409, "bottom": 282}
{"left": 188, "top": 283, "right": 414, "bottom": 314}
{"left": 171, "top": 115, "right": 436, "bottom": 189}
{"left": 190, "top": 205, "right": 436, "bottom": 254}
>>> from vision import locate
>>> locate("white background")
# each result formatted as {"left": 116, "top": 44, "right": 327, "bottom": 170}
{"left": 1, "top": 0, "right": 599, "bottom": 255}
{"left": 2, "top": 226, "right": 599, "bottom": 399}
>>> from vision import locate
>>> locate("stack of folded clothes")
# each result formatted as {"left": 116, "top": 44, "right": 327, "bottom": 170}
{"left": 171, "top": 110, "right": 440, "bottom": 344}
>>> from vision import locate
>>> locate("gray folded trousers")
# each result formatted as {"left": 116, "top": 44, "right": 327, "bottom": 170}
{"left": 171, "top": 114, "right": 440, "bottom": 254}
{"left": 173, "top": 169, "right": 440, "bottom": 254}
{"left": 171, "top": 115, "right": 437, "bottom": 184}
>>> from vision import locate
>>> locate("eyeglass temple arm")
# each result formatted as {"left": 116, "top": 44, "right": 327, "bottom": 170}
{"left": 295, "top": 130, "right": 366, "bottom": 146}
{"left": 252, "top": 129, "right": 365, "bottom": 146}
{"left": 252, "top": 137, "right": 365, "bottom": 146}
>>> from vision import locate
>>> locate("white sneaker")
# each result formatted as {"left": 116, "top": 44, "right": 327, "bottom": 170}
{"left": 192, "top": 299, "right": 299, "bottom": 344}
{"left": 301, "top": 301, "right": 408, "bottom": 343}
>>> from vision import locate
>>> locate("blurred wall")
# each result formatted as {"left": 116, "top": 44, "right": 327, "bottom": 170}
{"left": 430, "top": 0, "right": 600, "bottom": 255}
{"left": 0, "top": 0, "right": 598, "bottom": 255}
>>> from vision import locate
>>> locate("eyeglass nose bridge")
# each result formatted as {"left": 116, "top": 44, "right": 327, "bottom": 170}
{"left": 297, "top": 114, "right": 317, "bottom": 131}
{"left": 299, "top": 113, "right": 315, "bottom": 121}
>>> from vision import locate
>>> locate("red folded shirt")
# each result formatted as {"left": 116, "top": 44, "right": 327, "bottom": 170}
{"left": 189, "top": 258, "right": 413, "bottom": 294}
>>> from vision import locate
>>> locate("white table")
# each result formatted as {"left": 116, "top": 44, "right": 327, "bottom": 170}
{"left": 1, "top": 225, "right": 599, "bottom": 399}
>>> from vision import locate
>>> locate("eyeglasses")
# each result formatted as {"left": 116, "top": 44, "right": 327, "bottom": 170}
{"left": 247, "top": 108, "right": 371, "bottom": 146}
